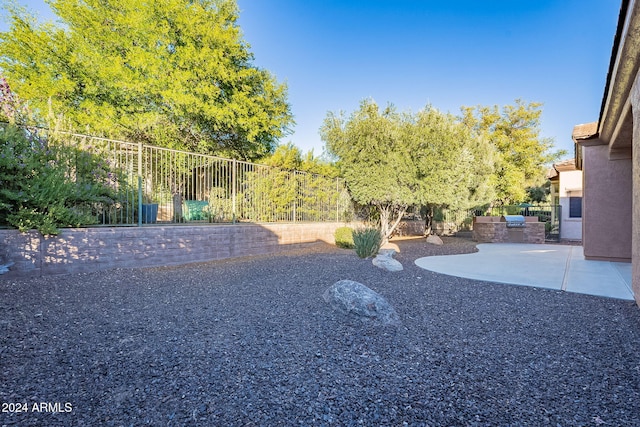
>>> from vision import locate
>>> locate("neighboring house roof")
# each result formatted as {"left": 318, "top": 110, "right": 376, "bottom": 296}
{"left": 572, "top": 122, "right": 599, "bottom": 170}
{"left": 554, "top": 158, "right": 579, "bottom": 172}
{"left": 547, "top": 158, "right": 579, "bottom": 181}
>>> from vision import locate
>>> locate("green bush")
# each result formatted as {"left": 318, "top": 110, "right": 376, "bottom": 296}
{"left": 207, "top": 187, "right": 234, "bottom": 222}
{"left": 505, "top": 205, "right": 521, "bottom": 215}
{"left": 0, "top": 124, "right": 117, "bottom": 235}
{"left": 352, "top": 227, "right": 382, "bottom": 258}
{"left": 334, "top": 226, "right": 354, "bottom": 249}
{"left": 0, "top": 79, "right": 118, "bottom": 235}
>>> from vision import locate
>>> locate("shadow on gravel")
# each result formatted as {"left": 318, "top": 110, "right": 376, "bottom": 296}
{"left": 1, "top": 237, "right": 639, "bottom": 426}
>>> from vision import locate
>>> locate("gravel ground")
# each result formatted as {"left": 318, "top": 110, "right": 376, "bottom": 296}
{"left": 1, "top": 237, "right": 640, "bottom": 427}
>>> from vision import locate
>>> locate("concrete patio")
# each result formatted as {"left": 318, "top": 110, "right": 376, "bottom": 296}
{"left": 415, "top": 243, "right": 634, "bottom": 301}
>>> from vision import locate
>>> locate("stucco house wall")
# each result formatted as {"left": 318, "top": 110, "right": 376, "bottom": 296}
{"left": 631, "top": 76, "right": 640, "bottom": 302}
{"left": 581, "top": 145, "right": 632, "bottom": 261}
{"left": 573, "top": 0, "right": 640, "bottom": 305}
{"left": 558, "top": 169, "right": 583, "bottom": 241}
{"left": 551, "top": 166, "right": 584, "bottom": 241}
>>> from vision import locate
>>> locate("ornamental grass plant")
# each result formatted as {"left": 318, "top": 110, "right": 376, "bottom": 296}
{"left": 352, "top": 227, "right": 382, "bottom": 258}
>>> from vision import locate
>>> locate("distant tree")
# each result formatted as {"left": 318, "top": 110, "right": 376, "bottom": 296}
{"left": 461, "top": 100, "right": 565, "bottom": 205}
{"left": 263, "top": 142, "right": 303, "bottom": 170}
{"left": 525, "top": 181, "right": 551, "bottom": 204}
{"left": 321, "top": 99, "right": 494, "bottom": 240}
{"left": 0, "top": 0, "right": 293, "bottom": 160}
{"left": 264, "top": 142, "right": 339, "bottom": 176}
{"left": 240, "top": 142, "right": 342, "bottom": 222}
{"left": 408, "top": 106, "right": 496, "bottom": 233}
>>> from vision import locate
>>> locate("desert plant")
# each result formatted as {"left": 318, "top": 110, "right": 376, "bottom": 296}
{"left": 352, "top": 227, "right": 382, "bottom": 258}
{"left": 334, "top": 226, "right": 354, "bottom": 249}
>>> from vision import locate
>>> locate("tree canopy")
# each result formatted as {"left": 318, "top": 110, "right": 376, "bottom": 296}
{"left": 461, "top": 100, "right": 564, "bottom": 204}
{"left": 0, "top": 0, "right": 293, "bottom": 161}
{"left": 321, "top": 99, "right": 495, "bottom": 239}
{"left": 264, "top": 142, "right": 339, "bottom": 177}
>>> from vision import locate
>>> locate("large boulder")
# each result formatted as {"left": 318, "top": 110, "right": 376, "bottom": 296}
{"left": 372, "top": 249, "right": 403, "bottom": 272}
{"left": 323, "top": 280, "right": 400, "bottom": 326}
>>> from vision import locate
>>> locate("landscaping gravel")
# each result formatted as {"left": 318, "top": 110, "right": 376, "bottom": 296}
{"left": 1, "top": 237, "right": 640, "bottom": 426}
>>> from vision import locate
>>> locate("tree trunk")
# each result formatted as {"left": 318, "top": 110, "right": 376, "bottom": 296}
{"left": 485, "top": 201, "right": 495, "bottom": 216}
{"left": 424, "top": 205, "right": 434, "bottom": 236}
{"left": 379, "top": 204, "right": 391, "bottom": 243}
{"left": 380, "top": 204, "right": 407, "bottom": 244}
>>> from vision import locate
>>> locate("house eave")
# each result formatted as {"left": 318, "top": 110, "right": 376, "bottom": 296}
{"left": 598, "top": 0, "right": 639, "bottom": 151}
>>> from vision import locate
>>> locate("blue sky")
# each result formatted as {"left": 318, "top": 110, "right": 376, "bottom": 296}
{"left": 4, "top": 1, "right": 621, "bottom": 159}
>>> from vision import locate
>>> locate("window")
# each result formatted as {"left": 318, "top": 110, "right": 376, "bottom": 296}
{"left": 569, "top": 197, "right": 582, "bottom": 218}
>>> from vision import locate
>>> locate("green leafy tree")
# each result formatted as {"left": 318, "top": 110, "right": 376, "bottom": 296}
{"left": 0, "top": 77, "right": 119, "bottom": 235}
{"left": 240, "top": 143, "right": 343, "bottom": 222}
{"left": 461, "top": 100, "right": 565, "bottom": 205}
{"left": 0, "top": 0, "right": 293, "bottom": 161}
{"left": 263, "top": 142, "right": 303, "bottom": 170}
{"left": 525, "top": 181, "right": 551, "bottom": 204}
{"left": 408, "top": 106, "right": 496, "bottom": 233}
{"left": 321, "top": 99, "right": 494, "bottom": 240}
{"left": 322, "top": 100, "right": 413, "bottom": 239}
{"left": 264, "top": 142, "right": 339, "bottom": 177}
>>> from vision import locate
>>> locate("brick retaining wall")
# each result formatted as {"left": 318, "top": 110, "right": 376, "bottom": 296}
{"left": 0, "top": 223, "right": 346, "bottom": 278}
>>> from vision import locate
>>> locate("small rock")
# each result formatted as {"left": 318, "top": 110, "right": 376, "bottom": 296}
{"left": 323, "top": 280, "right": 400, "bottom": 326}
{"left": 426, "top": 234, "right": 443, "bottom": 245}
{"left": 372, "top": 250, "right": 403, "bottom": 272}
{"left": 0, "top": 261, "right": 14, "bottom": 274}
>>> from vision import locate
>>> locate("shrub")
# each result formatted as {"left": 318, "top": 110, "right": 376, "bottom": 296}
{"left": 0, "top": 124, "right": 117, "bottom": 235}
{"left": 0, "top": 79, "right": 118, "bottom": 235}
{"left": 334, "top": 226, "right": 354, "bottom": 249}
{"left": 352, "top": 227, "right": 382, "bottom": 258}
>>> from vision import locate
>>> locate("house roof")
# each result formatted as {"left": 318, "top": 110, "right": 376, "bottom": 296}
{"left": 571, "top": 122, "right": 598, "bottom": 142}
{"left": 573, "top": 0, "right": 637, "bottom": 169}
{"left": 554, "top": 158, "right": 579, "bottom": 172}
{"left": 597, "top": 0, "right": 633, "bottom": 145}
{"left": 547, "top": 158, "right": 578, "bottom": 181}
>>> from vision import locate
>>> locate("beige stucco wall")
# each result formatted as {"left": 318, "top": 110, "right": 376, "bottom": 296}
{"left": 634, "top": 129, "right": 640, "bottom": 303}
{"left": 558, "top": 169, "right": 583, "bottom": 241}
{"left": 558, "top": 169, "right": 583, "bottom": 197}
{"left": 581, "top": 145, "right": 632, "bottom": 261}
{"left": 631, "top": 76, "right": 640, "bottom": 305}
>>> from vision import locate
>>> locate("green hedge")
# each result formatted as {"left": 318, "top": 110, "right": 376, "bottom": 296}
{"left": 334, "top": 226, "right": 354, "bottom": 249}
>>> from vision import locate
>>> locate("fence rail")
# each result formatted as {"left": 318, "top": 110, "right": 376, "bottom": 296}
{"left": 3, "top": 125, "right": 561, "bottom": 238}
{"left": 49, "top": 132, "right": 352, "bottom": 226}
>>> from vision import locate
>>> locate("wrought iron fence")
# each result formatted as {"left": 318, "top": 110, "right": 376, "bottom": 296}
{"left": 49, "top": 131, "right": 352, "bottom": 226}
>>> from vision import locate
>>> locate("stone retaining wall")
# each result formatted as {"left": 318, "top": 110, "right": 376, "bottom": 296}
{"left": 0, "top": 223, "right": 346, "bottom": 278}
{"left": 473, "top": 221, "right": 509, "bottom": 243}
{"left": 394, "top": 220, "right": 425, "bottom": 237}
